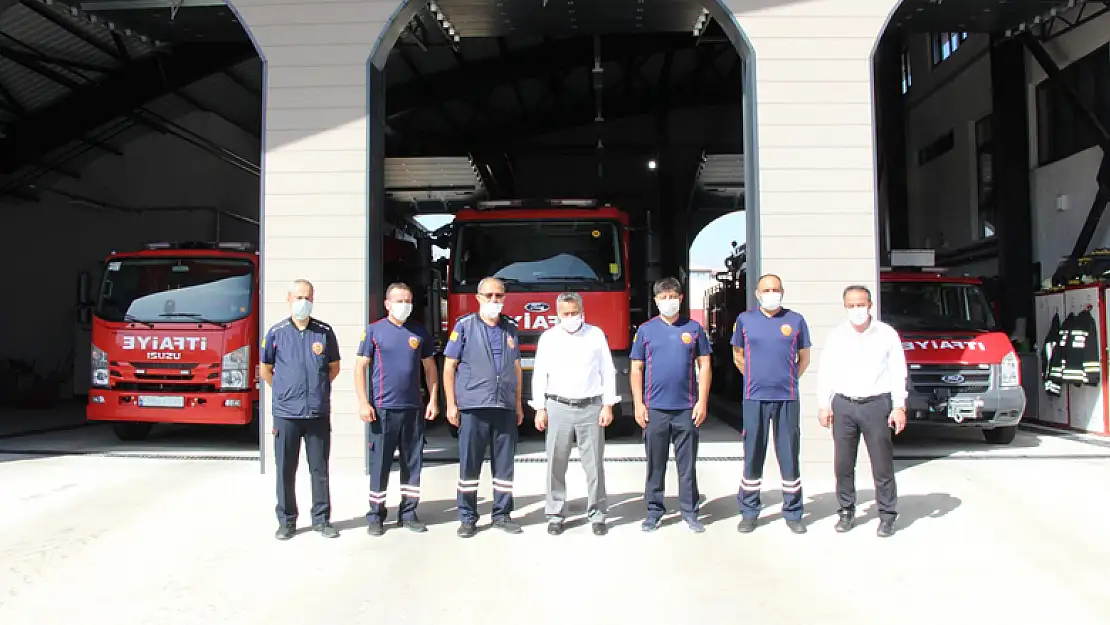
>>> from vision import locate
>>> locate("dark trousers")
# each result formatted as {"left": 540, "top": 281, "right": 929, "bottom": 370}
{"left": 832, "top": 393, "right": 897, "bottom": 520}
{"left": 739, "top": 400, "right": 803, "bottom": 520}
{"left": 366, "top": 408, "right": 425, "bottom": 522}
{"left": 644, "top": 408, "right": 700, "bottom": 520}
{"left": 274, "top": 416, "right": 331, "bottom": 526}
{"left": 457, "top": 408, "right": 518, "bottom": 523}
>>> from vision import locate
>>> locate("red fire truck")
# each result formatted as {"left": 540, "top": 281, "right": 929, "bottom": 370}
{"left": 86, "top": 241, "right": 260, "bottom": 441}
{"left": 706, "top": 248, "right": 1026, "bottom": 443}
{"left": 444, "top": 199, "right": 635, "bottom": 431}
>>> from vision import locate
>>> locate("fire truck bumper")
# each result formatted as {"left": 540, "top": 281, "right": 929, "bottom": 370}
{"left": 86, "top": 389, "right": 255, "bottom": 425}
{"left": 905, "top": 387, "right": 1026, "bottom": 429}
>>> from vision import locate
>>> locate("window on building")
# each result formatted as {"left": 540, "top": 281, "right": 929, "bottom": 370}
{"left": 900, "top": 46, "right": 912, "bottom": 94}
{"left": 1035, "top": 43, "right": 1110, "bottom": 166}
{"left": 931, "top": 31, "right": 968, "bottom": 65}
{"left": 975, "top": 114, "right": 996, "bottom": 240}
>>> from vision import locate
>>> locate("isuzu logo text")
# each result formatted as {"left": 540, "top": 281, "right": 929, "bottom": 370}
{"left": 902, "top": 340, "right": 986, "bottom": 351}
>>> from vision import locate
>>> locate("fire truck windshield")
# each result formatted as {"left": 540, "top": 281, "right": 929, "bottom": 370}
{"left": 880, "top": 281, "right": 999, "bottom": 332}
{"left": 95, "top": 257, "right": 254, "bottom": 324}
{"left": 452, "top": 220, "right": 622, "bottom": 291}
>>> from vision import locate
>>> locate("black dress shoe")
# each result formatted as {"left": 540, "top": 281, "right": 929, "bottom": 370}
{"left": 366, "top": 520, "right": 385, "bottom": 536}
{"left": 786, "top": 519, "right": 807, "bottom": 534}
{"left": 736, "top": 517, "right": 757, "bottom": 533}
{"left": 457, "top": 522, "right": 477, "bottom": 538}
{"left": 592, "top": 523, "right": 608, "bottom": 536}
{"left": 401, "top": 519, "right": 427, "bottom": 533}
{"left": 492, "top": 517, "right": 523, "bottom": 534}
{"left": 876, "top": 518, "right": 896, "bottom": 538}
{"left": 835, "top": 513, "right": 855, "bottom": 533}
{"left": 275, "top": 524, "right": 295, "bottom": 540}
{"left": 547, "top": 522, "right": 564, "bottom": 536}
{"left": 313, "top": 523, "right": 339, "bottom": 538}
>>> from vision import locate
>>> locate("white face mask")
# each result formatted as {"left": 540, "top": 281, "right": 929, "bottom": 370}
{"left": 389, "top": 302, "right": 413, "bottom": 322}
{"left": 560, "top": 314, "right": 584, "bottom": 333}
{"left": 656, "top": 298, "right": 681, "bottom": 318}
{"left": 291, "top": 299, "right": 312, "bottom": 321}
{"left": 759, "top": 292, "right": 783, "bottom": 311}
{"left": 480, "top": 301, "right": 504, "bottom": 320}
{"left": 847, "top": 307, "right": 870, "bottom": 326}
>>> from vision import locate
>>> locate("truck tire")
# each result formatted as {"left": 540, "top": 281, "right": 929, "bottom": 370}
{"left": 113, "top": 422, "right": 153, "bottom": 441}
{"left": 982, "top": 425, "right": 1018, "bottom": 445}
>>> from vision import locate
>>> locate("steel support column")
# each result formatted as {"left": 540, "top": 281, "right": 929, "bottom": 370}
{"left": 991, "top": 35, "right": 1036, "bottom": 342}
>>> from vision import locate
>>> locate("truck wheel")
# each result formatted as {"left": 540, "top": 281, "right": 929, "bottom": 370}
{"left": 113, "top": 422, "right": 153, "bottom": 441}
{"left": 982, "top": 426, "right": 1018, "bottom": 445}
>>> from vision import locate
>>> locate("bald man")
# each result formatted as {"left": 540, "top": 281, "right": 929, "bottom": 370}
{"left": 443, "top": 276, "right": 525, "bottom": 538}
{"left": 731, "top": 274, "right": 812, "bottom": 534}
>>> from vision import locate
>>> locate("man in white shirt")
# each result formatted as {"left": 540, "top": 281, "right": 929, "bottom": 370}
{"left": 816, "top": 285, "right": 908, "bottom": 538}
{"left": 532, "top": 292, "right": 620, "bottom": 536}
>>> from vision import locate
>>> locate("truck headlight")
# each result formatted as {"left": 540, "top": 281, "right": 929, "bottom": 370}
{"left": 1000, "top": 352, "right": 1020, "bottom": 388}
{"left": 221, "top": 346, "right": 250, "bottom": 390}
{"left": 91, "top": 345, "right": 109, "bottom": 388}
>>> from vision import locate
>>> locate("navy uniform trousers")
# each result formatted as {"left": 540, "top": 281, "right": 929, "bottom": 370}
{"left": 366, "top": 408, "right": 425, "bottom": 522}
{"left": 739, "top": 400, "right": 803, "bottom": 520}
{"left": 274, "top": 415, "right": 332, "bottom": 526}
{"left": 457, "top": 408, "right": 518, "bottom": 523}
{"left": 644, "top": 408, "right": 700, "bottom": 520}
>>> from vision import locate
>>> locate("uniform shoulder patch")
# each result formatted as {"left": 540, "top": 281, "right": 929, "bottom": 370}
{"left": 449, "top": 330, "right": 460, "bottom": 342}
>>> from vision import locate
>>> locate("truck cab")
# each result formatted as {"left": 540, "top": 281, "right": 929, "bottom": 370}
{"left": 882, "top": 250, "right": 1026, "bottom": 444}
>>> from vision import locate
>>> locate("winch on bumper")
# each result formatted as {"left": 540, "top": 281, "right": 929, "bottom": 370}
{"left": 905, "top": 364, "right": 1025, "bottom": 430}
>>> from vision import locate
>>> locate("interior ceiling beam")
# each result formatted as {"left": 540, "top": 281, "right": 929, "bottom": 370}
{"left": 0, "top": 41, "right": 256, "bottom": 174}
{"left": 20, "top": 0, "right": 124, "bottom": 63}
{"left": 386, "top": 33, "right": 714, "bottom": 114}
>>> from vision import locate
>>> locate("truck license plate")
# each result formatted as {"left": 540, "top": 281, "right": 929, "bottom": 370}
{"left": 946, "top": 397, "right": 980, "bottom": 424}
{"left": 138, "top": 395, "right": 185, "bottom": 409}
{"left": 521, "top": 357, "right": 535, "bottom": 371}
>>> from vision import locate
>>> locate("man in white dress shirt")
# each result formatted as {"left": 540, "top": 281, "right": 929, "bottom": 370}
{"left": 532, "top": 292, "right": 619, "bottom": 536}
{"left": 816, "top": 285, "right": 908, "bottom": 538}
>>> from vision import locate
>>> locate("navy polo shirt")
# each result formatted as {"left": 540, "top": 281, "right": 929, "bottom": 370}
{"left": 356, "top": 318, "right": 436, "bottom": 409}
{"left": 730, "top": 307, "right": 811, "bottom": 401}
{"left": 262, "top": 318, "right": 341, "bottom": 419}
{"left": 630, "top": 316, "right": 712, "bottom": 410}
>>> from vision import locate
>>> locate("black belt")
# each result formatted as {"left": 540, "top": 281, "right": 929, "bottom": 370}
{"left": 546, "top": 394, "right": 600, "bottom": 408}
{"left": 835, "top": 393, "right": 890, "bottom": 404}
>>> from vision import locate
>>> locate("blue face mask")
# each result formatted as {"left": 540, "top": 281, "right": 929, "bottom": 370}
{"left": 291, "top": 299, "right": 312, "bottom": 320}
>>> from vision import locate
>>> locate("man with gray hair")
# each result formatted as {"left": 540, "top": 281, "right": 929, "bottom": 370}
{"left": 531, "top": 292, "right": 619, "bottom": 536}
{"left": 260, "top": 279, "right": 342, "bottom": 540}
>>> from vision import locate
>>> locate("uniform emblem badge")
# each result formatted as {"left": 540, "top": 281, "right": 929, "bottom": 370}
{"left": 507, "top": 336, "right": 515, "bottom": 349}
{"left": 408, "top": 336, "right": 420, "bottom": 349}
{"left": 780, "top": 324, "right": 793, "bottom": 337}
{"left": 312, "top": 342, "right": 324, "bottom": 355}
{"left": 449, "top": 330, "right": 459, "bottom": 341}
{"left": 681, "top": 332, "right": 693, "bottom": 344}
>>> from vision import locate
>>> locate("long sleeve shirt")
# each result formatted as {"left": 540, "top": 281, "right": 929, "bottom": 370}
{"left": 816, "top": 318, "right": 908, "bottom": 410}
{"left": 529, "top": 322, "right": 621, "bottom": 410}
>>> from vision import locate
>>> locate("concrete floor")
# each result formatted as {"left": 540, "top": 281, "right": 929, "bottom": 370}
{"left": 1, "top": 412, "right": 1109, "bottom": 625}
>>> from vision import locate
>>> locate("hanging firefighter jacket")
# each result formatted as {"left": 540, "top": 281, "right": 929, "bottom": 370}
{"left": 1043, "top": 308, "right": 1102, "bottom": 396}
{"left": 1041, "top": 312, "right": 1062, "bottom": 396}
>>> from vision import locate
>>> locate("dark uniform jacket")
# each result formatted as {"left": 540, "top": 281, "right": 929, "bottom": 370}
{"left": 1043, "top": 309, "right": 1101, "bottom": 396}
{"left": 447, "top": 313, "right": 520, "bottom": 412}
{"left": 262, "top": 318, "right": 341, "bottom": 419}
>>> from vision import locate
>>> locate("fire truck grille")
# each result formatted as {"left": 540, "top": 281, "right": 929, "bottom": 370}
{"left": 910, "top": 365, "right": 991, "bottom": 395}
{"left": 134, "top": 362, "right": 200, "bottom": 370}
{"left": 114, "top": 382, "right": 218, "bottom": 393}
{"left": 517, "top": 333, "right": 540, "bottom": 346}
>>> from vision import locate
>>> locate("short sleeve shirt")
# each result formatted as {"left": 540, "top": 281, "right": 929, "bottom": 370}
{"left": 356, "top": 318, "right": 435, "bottom": 409}
{"left": 730, "top": 308, "right": 812, "bottom": 401}
{"left": 630, "top": 316, "right": 711, "bottom": 410}
{"left": 261, "top": 318, "right": 341, "bottom": 418}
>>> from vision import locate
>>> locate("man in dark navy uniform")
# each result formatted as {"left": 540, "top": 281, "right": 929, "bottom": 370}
{"left": 355, "top": 282, "right": 439, "bottom": 536}
{"left": 731, "top": 273, "right": 812, "bottom": 534}
{"left": 261, "top": 279, "right": 342, "bottom": 540}
{"left": 443, "top": 276, "right": 524, "bottom": 538}
{"left": 630, "top": 276, "right": 713, "bottom": 533}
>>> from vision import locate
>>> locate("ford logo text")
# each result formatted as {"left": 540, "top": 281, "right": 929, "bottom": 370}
{"left": 941, "top": 374, "right": 965, "bottom": 384}
{"left": 523, "top": 302, "right": 550, "bottom": 313}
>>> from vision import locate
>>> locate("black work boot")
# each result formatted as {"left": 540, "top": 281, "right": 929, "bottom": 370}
{"left": 366, "top": 520, "right": 385, "bottom": 536}
{"left": 492, "top": 517, "right": 523, "bottom": 534}
{"left": 876, "top": 518, "right": 896, "bottom": 538}
{"left": 400, "top": 518, "right": 427, "bottom": 533}
{"left": 275, "top": 524, "right": 295, "bottom": 541}
{"left": 457, "top": 522, "right": 478, "bottom": 538}
{"left": 313, "top": 522, "right": 339, "bottom": 538}
{"left": 835, "top": 511, "right": 855, "bottom": 533}
{"left": 736, "top": 516, "right": 757, "bottom": 534}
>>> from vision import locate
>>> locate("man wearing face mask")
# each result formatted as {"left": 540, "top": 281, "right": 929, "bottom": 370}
{"left": 630, "top": 277, "right": 713, "bottom": 533}
{"left": 816, "top": 284, "right": 908, "bottom": 538}
{"left": 354, "top": 282, "right": 439, "bottom": 536}
{"left": 730, "top": 274, "right": 812, "bottom": 534}
{"left": 261, "top": 279, "right": 342, "bottom": 540}
{"left": 443, "top": 276, "right": 525, "bottom": 538}
{"left": 531, "top": 292, "right": 619, "bottom": 536}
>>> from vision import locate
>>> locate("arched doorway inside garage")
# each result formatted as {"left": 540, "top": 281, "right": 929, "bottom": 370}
{"left": 363, "top": 1, "right": 760, "bottom": 451}
{"left": 687, "top": 208, "right": 745, "bottom": 397}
